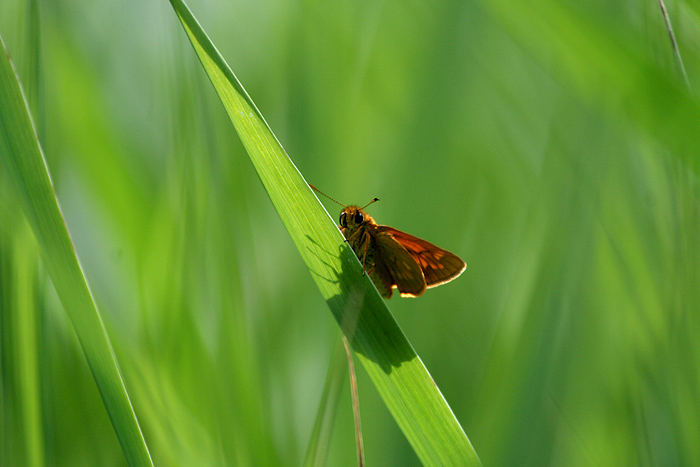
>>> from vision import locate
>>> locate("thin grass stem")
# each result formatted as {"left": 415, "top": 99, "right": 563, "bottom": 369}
{"left": 656, "top": 0, "right": 691, "bottom": 89}
{"left": 303, "top": 338, "right": 347, "bottom": 467}
{"left": 343, "top": 336, "right": 365, "bottom": 467}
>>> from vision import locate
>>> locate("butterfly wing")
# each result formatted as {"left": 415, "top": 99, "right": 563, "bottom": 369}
{"left": 378, "top": 226, "right": 466, "bottom": 288}
{"left": 373, "top": 229, "right": 427, "bottom": 298}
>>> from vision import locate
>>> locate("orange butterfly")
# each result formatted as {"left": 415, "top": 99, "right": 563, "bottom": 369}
{"left": 311, "top": 185, "right": 466, "bottom": 298}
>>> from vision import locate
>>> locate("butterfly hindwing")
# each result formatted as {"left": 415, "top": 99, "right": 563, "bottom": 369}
{"left": 378, "top": 226, "right": 466, "bottom": 288}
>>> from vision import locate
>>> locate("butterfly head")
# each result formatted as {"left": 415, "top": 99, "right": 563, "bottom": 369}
{"left": 339, "top": 197, "right": 379, "bottom": 231}
{"left": 339, "top": 206, "right": 373, "bottom": 231}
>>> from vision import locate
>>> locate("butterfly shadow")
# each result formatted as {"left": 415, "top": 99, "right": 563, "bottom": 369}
{"left": 305, "top": 234, "right": 413, "bottom": 374}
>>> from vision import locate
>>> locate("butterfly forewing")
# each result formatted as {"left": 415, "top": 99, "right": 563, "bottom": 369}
{"left": 378, "top": 226, "right": 466, "bottom": 288}
{"left": 374, "top": 230, "right": 427, "bottom": 297}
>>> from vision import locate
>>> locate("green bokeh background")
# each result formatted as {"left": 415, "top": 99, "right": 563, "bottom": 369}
{"left": 1, "top": 0, "right": 698, "bottom": 465}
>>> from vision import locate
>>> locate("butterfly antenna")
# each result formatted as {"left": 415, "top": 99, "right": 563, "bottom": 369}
{"left": 309, "top": 183, "right": 346, "bottom": 207}
{"left": 360, "top": 197, "right": 380, "bottom": 210}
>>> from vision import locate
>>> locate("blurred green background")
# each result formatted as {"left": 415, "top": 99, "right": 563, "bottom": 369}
{"left": 1, "top": 0, "right": 699, "bottom": 465}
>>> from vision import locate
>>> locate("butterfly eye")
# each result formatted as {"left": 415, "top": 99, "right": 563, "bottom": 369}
{"left": 339, "top": 212, "right": 347, "bottom": 227}
{"left": 354, "top": 211, "right": 364, "bottom": 224}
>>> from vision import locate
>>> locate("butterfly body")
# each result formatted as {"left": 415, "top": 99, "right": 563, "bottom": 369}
{"left": 339, "top": 205, "right": 466, "bottom": 299}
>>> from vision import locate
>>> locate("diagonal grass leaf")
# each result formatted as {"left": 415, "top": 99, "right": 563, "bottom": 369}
{"left": 168, "top": 1, "right": 481, "bottom": 464}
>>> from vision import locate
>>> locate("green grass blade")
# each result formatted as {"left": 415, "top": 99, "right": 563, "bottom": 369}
{"left": 0, "top": 35, "right": 153, "bottom": 466}
{"left": 168, "top": 1, "right": 481, "bottom": 464}
{"left": 12, "top": 225, "right": 44, "bottom": 467}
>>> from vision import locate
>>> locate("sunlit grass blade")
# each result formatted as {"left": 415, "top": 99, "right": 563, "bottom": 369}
{"left": 0, "top": 35, "right": 153, "bottom": 466}
{"left": 168, "top": 1, "right": 481, "bottom": 464}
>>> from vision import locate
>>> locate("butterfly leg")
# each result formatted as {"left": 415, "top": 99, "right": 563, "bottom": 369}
{"left": 344, "top": 228, "right": 362, "bottom": 244}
